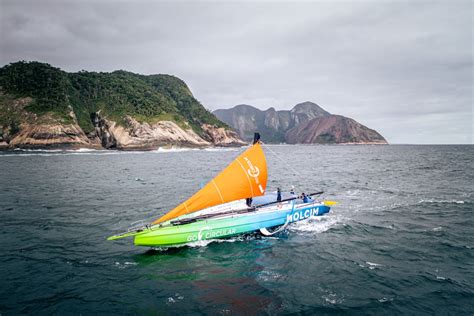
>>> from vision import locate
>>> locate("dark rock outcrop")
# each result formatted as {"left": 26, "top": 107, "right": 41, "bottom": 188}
{"left": 202, "top": 124, "right": 247, "bottom": 147}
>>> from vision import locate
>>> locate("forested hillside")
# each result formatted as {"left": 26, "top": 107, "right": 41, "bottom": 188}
{"left": 0, "top": 61, "right": 225, "bottom": 135}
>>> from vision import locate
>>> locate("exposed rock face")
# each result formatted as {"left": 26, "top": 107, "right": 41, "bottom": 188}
{"left": 214, "top": 101, "right": 331, "bottom": 143}
{"left": 201, "top": 124, "right": 247, "bottom": 147}
{"left": 214, "top": 104, "right": 264, "bottom": 141}
{"left": 0, "top": 126, "right": 10, "bottom": 149}
{"left": 0, "top": 98, "right": 100, "bottom": 149}
{"left": 214, "top": 101, "right": 387, "bottom": 144}
{"left": 0, "top": 104, "right": 246, "bottom": 150}
{"left": 90, "top": 113, "right": 211, "bottom": 149}
{"left": 9, "top": 122, "right": 95, "bottom": 148}
{"left": 285, "top": 115, "right": 387, "bottom": 144}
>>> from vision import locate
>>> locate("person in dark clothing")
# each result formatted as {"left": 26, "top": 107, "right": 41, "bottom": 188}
{"left": 277, "top": 187, "right": 282, "bottom": 202}
{"left": 246, "top": 197, "right": 253, "bottom": 207}
{"left": 301, "top": 192, "right": 309, "bottom": 203}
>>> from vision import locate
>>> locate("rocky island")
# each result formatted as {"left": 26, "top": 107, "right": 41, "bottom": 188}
{"left": 0, "top": 61, "right": 244, "bottom": 150}
{"left": 214, "top": 102, "right": 388, "bottom": 144}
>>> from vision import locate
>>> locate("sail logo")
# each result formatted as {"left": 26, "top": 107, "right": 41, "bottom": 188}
{"left": 244, "top": 157, "right": 260, "bottom": 178}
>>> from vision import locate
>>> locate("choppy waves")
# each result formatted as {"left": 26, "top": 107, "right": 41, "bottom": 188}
{"left": 1, "top": 144, "right": 473, "bottom": 314}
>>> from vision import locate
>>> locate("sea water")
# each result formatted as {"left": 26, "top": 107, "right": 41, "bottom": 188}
{"left": 0, "top": 145, "right": 472, "bottom": 314}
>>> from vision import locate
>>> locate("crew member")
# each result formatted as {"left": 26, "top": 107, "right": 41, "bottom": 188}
{"left": 301, "top": 192, "right": 309, "bottom": 203}
{"left": 277, "top": 187, "right": 282, "bottom": 202}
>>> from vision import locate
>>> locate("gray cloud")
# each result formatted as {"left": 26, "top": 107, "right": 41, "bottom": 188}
{"left": 1, "top": 0, "right": 472, "bottom": 143}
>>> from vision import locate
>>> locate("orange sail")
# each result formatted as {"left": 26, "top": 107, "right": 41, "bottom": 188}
{"left": 153, "top": 143, "right": 267, "bottom": 224}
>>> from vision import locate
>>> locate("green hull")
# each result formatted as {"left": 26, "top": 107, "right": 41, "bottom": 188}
{"left": 129, "top": 203, "right": 330, "bottom": 247}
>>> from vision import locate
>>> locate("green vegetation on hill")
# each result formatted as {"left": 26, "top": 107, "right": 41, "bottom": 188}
{"left": 0, "top": 61, "right": 226, "bottom": 134}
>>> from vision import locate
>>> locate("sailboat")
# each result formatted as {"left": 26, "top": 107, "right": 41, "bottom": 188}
{"left": 108, "top": 134, "right": 335, "bottom": 247}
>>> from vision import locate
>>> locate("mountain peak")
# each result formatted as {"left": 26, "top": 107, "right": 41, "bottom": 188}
{"left": 291, "top": 101, "right": 331, "bottom": 116}
{"left": 214, "top": 101, "right": 387, "bottom": 144}
{"left": 232, "top": 104, "right": 260, "bottom": 112}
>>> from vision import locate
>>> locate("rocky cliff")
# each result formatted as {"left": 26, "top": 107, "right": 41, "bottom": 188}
{"left": 88, "top": 112, "right": 244, "bottom": 150}
{"left": 285, "top": 115, "right": 387, "bottom": 144}
{"left": 0, "top": 101, "right": 244, "bottom": 150}
{"left": 214, "top": 102, "right": 387, "bottom": 144}
{"left": 213, "top": 101, "right": 331, "bottom": 143}
{"left": 0, "top": 61, "right": 244, "bottom": 150}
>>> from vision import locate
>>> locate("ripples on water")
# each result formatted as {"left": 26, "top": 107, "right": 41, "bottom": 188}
{"left": 0, "top": 145, "right": 473, "bottom": 315}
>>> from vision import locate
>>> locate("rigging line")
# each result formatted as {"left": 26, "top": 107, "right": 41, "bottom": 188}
{"left": 261, "top": 142, "right": 299, "bottom": 193}
{"left": 261, "top": 142, "right": 299, "bottom": 176}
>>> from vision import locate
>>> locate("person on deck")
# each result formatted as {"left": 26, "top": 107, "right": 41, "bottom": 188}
{"left": 246, "top": 197, "right": 253, "bottom": 207}
{"left": 290, "top": 186, "right": 295, "bottom": 195}
{"left": 301, "top": 192, "right": 309, "bottom": 203}
{"left": 277, "top": 187, "right": 282, "bottom": 202}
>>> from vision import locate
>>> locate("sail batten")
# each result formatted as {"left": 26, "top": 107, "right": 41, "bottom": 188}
{"left": 152, "top": 143, "right": 267, "bottom": 224}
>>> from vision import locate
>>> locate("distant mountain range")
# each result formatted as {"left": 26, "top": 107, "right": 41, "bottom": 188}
{"left": 214, "top": 102, "right": 387, "bottom": 144}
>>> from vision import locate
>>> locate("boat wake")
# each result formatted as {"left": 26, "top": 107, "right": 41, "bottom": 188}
{"left": 150, "top": 235, "right": 254, "bottom": 251}
{"left": 289, "top": 214, "right": 343, "bottom": 233}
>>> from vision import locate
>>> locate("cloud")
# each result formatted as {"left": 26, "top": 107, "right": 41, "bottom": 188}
{"left": 0, "top": 0, "right": 472, "bottom": 143}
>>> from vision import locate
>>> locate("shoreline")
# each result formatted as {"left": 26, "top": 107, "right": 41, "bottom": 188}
{"left": 0, "top": 144, "right": 248, "bottom": 153}
{"left": 0, "top": 142, "right": 392, "bottom": 152}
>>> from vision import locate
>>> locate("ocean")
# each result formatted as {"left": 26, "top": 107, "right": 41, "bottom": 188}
{"left": 0, "top": 145, "right": 472, "bottom": 315}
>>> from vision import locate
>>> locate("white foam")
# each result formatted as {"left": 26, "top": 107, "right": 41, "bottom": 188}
{"left": 151, "top": 236, "right": 245, "bottom": 250}
{"left": 257, "top": 270, "right": 283, "bottom": 282}
{"left": 0, "top": 150, "right": 146, "bottom": 157}
{"left": 203, "top": 147, "right": 240, "bottom": 152}
{"left": 114, "top": 261, "right": 138, "bottom": 269}
{"left": 13, "top": 148, "right": 64, "bottom": 152}
{"left": 419, "top": 199, "right": 465, "bottom": 204}
{"left": 166, "top": 293, "right": 184, "bottom": 305}
{"left": 186, "top": 237, "right": 243, "bottom": 247}
{"left": 1, "top": 146, "right": 242, "bottom": 157}
{"left": 66, "top": 148, "right": 102, "bottom": 152}
{"left": 322, "top": 292, "right": 342, "bottom": 305}
{"left": 124, "top": 261, "right": 137, "bottom": 265}
{"left": 153, "top": 146, "right": 240, "bottom": 153}
{"left": 155, "top": 147, "right": 198, "bottom": 153}
{"left": 366, "top": 261, "right": 383, "bottom": 270}
{"left": 289, "top": 215, "right": 342, "bottom": 233}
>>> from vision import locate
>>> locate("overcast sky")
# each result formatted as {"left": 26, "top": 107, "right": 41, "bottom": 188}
{"left": 1, "top": 0, "right": 472, "bottom": 144}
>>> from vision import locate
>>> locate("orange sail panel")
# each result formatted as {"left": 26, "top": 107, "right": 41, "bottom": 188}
{"left": 153, "top": 143, "right": 267, "bottom": 224}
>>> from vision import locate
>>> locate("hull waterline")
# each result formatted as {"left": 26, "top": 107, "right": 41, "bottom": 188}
{"left": 133, "top": 202, "right": 331, "bottom": 247}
